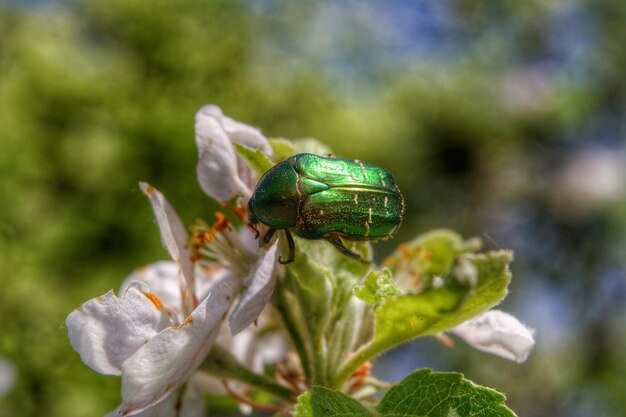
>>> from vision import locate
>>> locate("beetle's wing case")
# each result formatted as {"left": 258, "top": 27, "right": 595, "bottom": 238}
{"left": 296, "top": 186, "right": 403, "bottom": 240}
{"left": 293, "top": 154, "right": 399, "bottom": 193}
{"left": 291, "top": 153, "right": 403, "bottom": 240}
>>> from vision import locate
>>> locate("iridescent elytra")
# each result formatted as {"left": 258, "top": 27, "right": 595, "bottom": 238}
{"left": 247, "top": 153, "right": 404, "bottom": 263}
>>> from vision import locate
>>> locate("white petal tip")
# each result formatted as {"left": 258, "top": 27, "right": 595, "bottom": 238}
{"left": 452, "top": 310, "right": 535, "bottom": 363}
{"left": 139, "top": 182, "right": 154, "bottom": 196}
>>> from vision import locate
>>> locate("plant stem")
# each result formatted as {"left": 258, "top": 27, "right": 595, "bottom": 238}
{"left": 201, "top": 345, "right": 295, "bottom": 402}
{"left": 273, "top": 283, "right": 313, "bottom": 385}
{"left": 311, "top": 337, "right": 327, "bottom": 386}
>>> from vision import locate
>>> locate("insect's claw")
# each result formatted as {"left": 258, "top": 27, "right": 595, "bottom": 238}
{"left": 278, "top": 230, "right": 295, "bottom": 264}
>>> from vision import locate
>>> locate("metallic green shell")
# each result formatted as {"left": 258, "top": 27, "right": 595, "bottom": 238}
{"left": 248, "top": 153, "right": 404, "bottom": 240}
{"left": 293, "top": 153, "right": 398, "bottom": 193}
{"left": 296, "top": 187, "right": 403, "bottom": 239}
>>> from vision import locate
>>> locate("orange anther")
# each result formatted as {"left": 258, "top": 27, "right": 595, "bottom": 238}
{"left": 225, "top": 204, "right": 247, "bottom": 221}
{"left": 211, "top": 212, "right": 230, "bottom": 234}
{"left": 144, "top": 292, "right": 164, "bottom": 310}
{"left": 398, "top": 243, "right": 412, "bottom": 262}
{"left": 349, "top": 361, "right": 372, "bottom": 390}
{"left": 351, "top": 361, "right": 372, "bottom": 378}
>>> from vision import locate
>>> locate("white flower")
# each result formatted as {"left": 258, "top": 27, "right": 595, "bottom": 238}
{"left": 67, "top": 105, "right": 282, "bottom": 416}
{"left": 451, "top": 309, "right": 535, "bottom": 363}
{"left": 195, "top": 105, "right": 272, "bottom": 203}
{"left": 67, "top": 265, "right": 236, "bottom": 416}
{"left": 550, "top": 148, "right": 626, "bottom": 215}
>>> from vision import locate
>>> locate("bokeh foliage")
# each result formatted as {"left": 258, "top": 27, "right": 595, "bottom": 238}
{"left": 0, "top": 1, "right": 625, "bottom": 416}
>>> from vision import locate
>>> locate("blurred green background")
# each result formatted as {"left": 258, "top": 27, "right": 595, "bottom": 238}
{"left": 1, "top": 0, "right": 625, "bottom": 416}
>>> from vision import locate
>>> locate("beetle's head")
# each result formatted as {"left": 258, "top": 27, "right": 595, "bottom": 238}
{"left": 247, "top": 159, "right": 299, "bottom": 231}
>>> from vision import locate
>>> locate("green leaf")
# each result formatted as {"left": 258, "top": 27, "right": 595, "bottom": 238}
{"left": 333, "top": 249, "right": 512, "bottom": 388}
{"left": 269, "top": 138, "right": 297, "bottom": 159}
{"left": 294, "top": 391, "right": 314, "bottom": 417}
{"left": 354, "top": 269, "right": 401, "bottom": 307}
{"left": 377, "top": 369, "right": 516, "bottom": 417}
{"left": 296, "top": 370, "right": 516, "bottom": 417}
{"left": 296, "top": 237, "right": 371, "bottom": 311}
{"left": 371, "top": 250, "right": 512, "bottom": 353}
{"left": 233, "top": 142, "right": 275, "bottom": 176}
{"left": 294, "top": 387, "right": 376, "bottom": 417}
{"left": 292, "top": 137, "right": 333, "bottom": 156}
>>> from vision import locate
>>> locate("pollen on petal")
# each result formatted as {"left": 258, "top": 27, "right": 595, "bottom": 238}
{"left": 144, "top": 292, "right": 164, "bottom": 310}
{"left": 176, "top": 315, "right": 194, "bottom": 330}
{"left": 144, "top": 183, "right": 155, "bottom": 195}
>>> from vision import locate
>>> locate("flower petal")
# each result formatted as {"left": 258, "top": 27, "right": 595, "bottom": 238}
{"left": 140, "top": 183, "right": 195, "bottom": 313}
{"left": 229, "top": 244, "right": 278, "bottom": 335}
{"left": 66, "top": 283, "right": 173, "bottom": 376}
{"left": 216, "top": 325, "right": 258, "bottom": 369}
{"left": 106, "top": 395, "right": 177, "bottom": 417}
{"left": 194, "top": 105, "right": 253, "bottom": 202}
{"left": 119, "top": 279, "right": 236, "bottom": 415}
{"left": 194, "top": 267, "right": 233, "bottom": 307}
{"left": 120, "top": 262, "right": 182, "bottom": 315}
{"left": 106, "top": 374, "right": 207, "bottom": 417}
{"left": 0, "top": 358, "right": 16, "bottom": 397}
{"left": 451, "top": 310, "right": 535, "bottom": 363}
{"left": 223, "top": 115, "right": 272, "bottom": 155}
{"left": 201, "top": 105, "right": 272, "bottom": 154}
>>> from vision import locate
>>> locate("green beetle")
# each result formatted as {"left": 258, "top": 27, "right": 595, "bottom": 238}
{"left": 248, "top": 153, "right": 404, "bottom": 263}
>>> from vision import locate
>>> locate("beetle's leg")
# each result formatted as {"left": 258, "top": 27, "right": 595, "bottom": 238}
{"left": 259, "top": 228, "right": 276, "bottom": 248}
{"left": 278, "top": 230, "right": 295, "bottom": 264}
{"left": 249, "top": 222, "right": 260, "bottom": 239}
{"left": 325, "top": 235, "right": 370, "bottom": 263}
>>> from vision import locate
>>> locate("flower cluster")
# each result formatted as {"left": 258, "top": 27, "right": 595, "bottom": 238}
{"left": 67, "top": 106, "right": 281, "bottom": 416}
{"left": 66, "top": 105, "right": 534, "bottom": 417}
